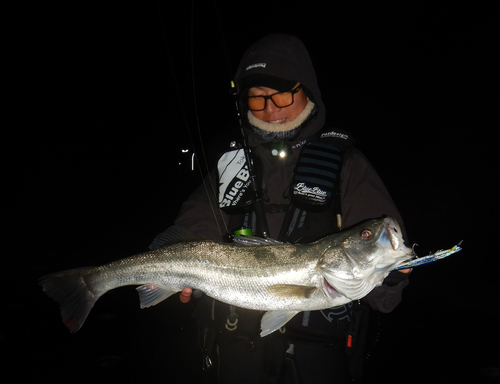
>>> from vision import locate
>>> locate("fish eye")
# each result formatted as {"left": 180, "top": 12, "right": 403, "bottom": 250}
{"left": 360, "top": 229, "right": 373, "bottom": 240}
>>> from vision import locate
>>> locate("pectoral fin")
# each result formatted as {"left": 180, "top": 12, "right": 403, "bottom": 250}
{"left": 136, "top": 284, "right": 177, "bottom": 308}
{"left": 261, "top": 310, "right": 300, "bottom": 337}
{"left": 323, "top": 275, "right": 373, "bottom": 300}
{"left": 267, "top": 284, "right": 317, "bottom": 299}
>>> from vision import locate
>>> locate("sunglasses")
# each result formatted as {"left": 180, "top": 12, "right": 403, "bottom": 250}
{"left": 246, "top": 84, "right": 302, "bottom": 111}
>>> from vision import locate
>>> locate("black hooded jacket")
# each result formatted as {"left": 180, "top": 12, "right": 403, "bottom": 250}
{"left": 172, "top": 34, "right": 408, "bottom": 315}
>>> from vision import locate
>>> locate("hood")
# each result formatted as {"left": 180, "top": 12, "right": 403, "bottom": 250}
{"left": 234, "top": 34, "right": 326, "bottom": 146}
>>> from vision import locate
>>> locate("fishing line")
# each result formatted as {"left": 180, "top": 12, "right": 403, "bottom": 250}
{"left": 154, "top": 1, "right": 191, "bottom": 146}
{"left": 187, "top": 0, "right": 229, "bottom": 236}
{"left": 213, "top": 0, "right": 235, "bottom": 80}
{"left": 187, "top": 1, "right": 210, "bottom": 178}
{"left": 155, "top": 0, "right": 229, "bottom": 237}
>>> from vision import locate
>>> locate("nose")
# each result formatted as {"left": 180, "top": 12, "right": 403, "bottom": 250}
{"left": 263, "top": 98, "right": 280, "bottom": 114}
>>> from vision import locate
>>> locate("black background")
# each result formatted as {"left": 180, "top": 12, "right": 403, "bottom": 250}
{"left": 3, "top": 1, "right": 496, "bottom": 383}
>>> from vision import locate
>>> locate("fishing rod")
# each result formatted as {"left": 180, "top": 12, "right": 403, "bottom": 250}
{"left": 207, "top": 0, "right": 271, "bottom": 239}
{"left": 229, "top": 80, "right": 270, "bottom": 238}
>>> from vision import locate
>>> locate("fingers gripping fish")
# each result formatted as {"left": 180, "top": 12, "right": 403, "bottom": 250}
{"left": 39, "top": 217, "right": 414, "bottom": 336}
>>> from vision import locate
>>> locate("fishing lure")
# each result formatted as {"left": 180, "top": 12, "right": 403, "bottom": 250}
{"left": 393, "top": 242, "right": 462, "bottom": 270}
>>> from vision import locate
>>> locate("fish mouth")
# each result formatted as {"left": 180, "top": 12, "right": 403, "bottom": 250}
{"left": 381, "top": 217, "right": 415, "bottom": 263}
{"left": 383, "top": 217, "right": 403, "bottom": 251}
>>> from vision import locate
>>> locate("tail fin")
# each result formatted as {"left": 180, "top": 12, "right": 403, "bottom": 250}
{"left": 39, "top": 267, "right": 100, "bottom": 333}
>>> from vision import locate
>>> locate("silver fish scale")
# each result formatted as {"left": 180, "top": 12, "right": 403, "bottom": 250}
{"left": 199, "top": 244, "right": 323, "bottom": 310}
{"left": 162, "top": 241, "right": 325, "bottom": 310}
{"left": 81, "top": 240, "right": 332, "bottom": 311}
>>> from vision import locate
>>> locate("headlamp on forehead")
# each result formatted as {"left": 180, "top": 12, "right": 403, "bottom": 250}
{"left": 246, "top": 84, "right": 302, "bottom": 111}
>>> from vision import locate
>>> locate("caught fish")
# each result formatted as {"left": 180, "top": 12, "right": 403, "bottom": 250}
{"left": 39, "top": 217, "right": 413, "bottom": 336}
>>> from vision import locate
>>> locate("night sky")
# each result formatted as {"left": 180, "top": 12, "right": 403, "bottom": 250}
{"left": 4, "top": 2, "right": 496, "bottom": 383}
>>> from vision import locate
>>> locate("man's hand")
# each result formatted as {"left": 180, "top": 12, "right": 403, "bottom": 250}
{"left": 179, "top": 288, "right": 192, "bottom": 303}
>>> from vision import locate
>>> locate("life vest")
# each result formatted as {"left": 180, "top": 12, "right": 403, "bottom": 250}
{"left": 216, "top": 128, "right": 354, "bottom": 243}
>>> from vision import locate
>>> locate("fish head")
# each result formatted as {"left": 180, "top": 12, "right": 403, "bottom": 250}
{"left": 318, "top": 217, "right": 414, "bottom": 300}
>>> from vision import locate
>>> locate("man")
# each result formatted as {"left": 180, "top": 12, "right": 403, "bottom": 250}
{"left": 153, "top": 33, "right": 410, "bottom": 383}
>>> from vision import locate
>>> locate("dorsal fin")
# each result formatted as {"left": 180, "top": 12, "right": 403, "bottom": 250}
{"left": 232, "top": 236, "right": 285, "bottom": 247}
{"left": 149, "top": 226, "right": 206, "bottom": 250}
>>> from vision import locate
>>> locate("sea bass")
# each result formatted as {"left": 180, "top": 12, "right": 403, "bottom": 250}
{"left": 39, "top": 217, "right": 413, "bottom": 336}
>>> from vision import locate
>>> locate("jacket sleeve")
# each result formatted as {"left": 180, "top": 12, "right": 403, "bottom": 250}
{"left": 173, "top": 171, "right": 229, "bottom": 242}
{"left": 340, "top": 148, "right": 410, "bottom": 312}
{"left": 340, "top": 148, "right": 405, "bottom": 231}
